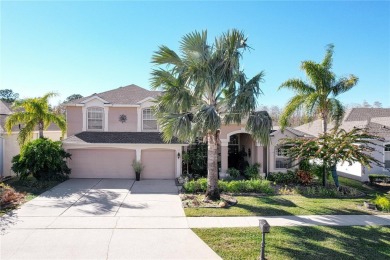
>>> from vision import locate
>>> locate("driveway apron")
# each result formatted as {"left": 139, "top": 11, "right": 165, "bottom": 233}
{"left": 0, "top": 179, "right": 220, "bottom": 260}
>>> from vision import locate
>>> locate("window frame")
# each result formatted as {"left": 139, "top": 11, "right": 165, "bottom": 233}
{"left": 275, "top": 145, "right": 292, "bottom": 169}
{"left": 142, "top": 108, "right": 158, "bottom": 131}
{"left": 87, "top": 107, "right": 104, "bottom": 131}
{"left": 385, "top": 144, "right": 390, "bottom": 170}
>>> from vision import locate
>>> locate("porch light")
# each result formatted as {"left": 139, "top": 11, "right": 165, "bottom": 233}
{"left": 259, "top": 219, "right": 270, "bottom": 260}
{"left": 177, "top": 152, "right": 181, "bottom": 159}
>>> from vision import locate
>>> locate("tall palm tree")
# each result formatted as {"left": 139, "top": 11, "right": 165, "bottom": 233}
{"left": 151, "top": 30, "right": 272, "bottom": 200}
{"left": 279, "top": 44, "right": 359, "bottom": 186}
{"left": 5, "top": 92, "right": 66, "bottom": 147}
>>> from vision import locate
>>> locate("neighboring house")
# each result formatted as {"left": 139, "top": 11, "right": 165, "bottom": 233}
{"left": 294, "top": 108, "right": 390, "bottom": 181}
{"left": 0, "top": 100, "right": 63, "bottom": 177}
{"left": 63, "top": 84, "right": 303, "bottom": 180}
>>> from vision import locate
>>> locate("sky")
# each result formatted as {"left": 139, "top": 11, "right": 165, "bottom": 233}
{"left": 1, "top": 1, "right": 389, "bottom": 108}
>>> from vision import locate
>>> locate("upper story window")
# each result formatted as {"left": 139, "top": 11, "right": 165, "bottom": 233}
{"left": 87, "top": 107, "right": 104, "bottom": 130}
{"left": 142, "top": 108, "right": 157, "bottom": 130}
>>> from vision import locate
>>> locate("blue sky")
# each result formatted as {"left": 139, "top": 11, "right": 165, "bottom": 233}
{"left": 1, "top": 1, "right": 389, "bottom": 108}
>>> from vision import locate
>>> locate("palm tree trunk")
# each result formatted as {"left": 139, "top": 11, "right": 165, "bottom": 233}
{"left": 321, "top": 115, "right": 327, "bottom": 187}
{"left": 205, "top": 130, "right": 220, "bottom": 200}
{"left": 38, "top": 121, "right": 44, "bottom": 138}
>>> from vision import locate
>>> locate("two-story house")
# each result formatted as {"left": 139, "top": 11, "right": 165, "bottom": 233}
{"left": 63, "top": 84, "right": 305, "bottom": 179}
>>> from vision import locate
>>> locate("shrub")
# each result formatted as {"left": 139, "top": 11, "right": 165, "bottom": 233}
{"left": 11, "top": 138, "right": 71, "bottom": 181}
{"left": 244, "top": 163, "right": 261, "bottom": 179}
{"left": 374, "top": 195, "right": 390, "bottom": 212}
{"left": 183, "top": 178, "right": 273, "bottom": 194}
{"left": 227, "top": 168, "right": 240, "bottom": 179}
{"left": 368, "top": 174, "right": 390, "bottom": 184}
{"left": 0, "top": 183, "right": 25, "bottom": 209}
{"left": 267, "top": 171, "right": 297, "bottom": 184}
{"left": 296, "top": 170, "right": 313, "bottom": 185}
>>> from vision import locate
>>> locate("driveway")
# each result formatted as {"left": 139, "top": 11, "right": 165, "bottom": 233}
{"left": 1, "top": 179, "right": 221, "bottom": 260}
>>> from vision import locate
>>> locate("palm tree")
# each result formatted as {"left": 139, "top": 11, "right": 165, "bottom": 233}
{"left": 151, "top": 30, "right": 272, "bottom": 200}
{"left": 5, "top": 92, "right": 66, "bottom": 146}
{"left": 278, "top": 44, "right": 359, "bottom": 186}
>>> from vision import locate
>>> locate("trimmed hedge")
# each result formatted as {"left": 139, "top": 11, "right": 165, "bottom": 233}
{"left": 183, "top": 178, "right": 274, "bottom": 194}
{"left": 368, "top": 174, "right": 390, "bottom": 184}
{"left": 267, "top": 171, "right": 297, "bottom": 184}
{"left": 374, "top": 195, "right": 390, "bottom": 212}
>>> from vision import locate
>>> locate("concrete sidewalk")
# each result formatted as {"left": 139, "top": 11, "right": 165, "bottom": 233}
{"left": 187, "top": 214, "right": 390, "bottom": 228}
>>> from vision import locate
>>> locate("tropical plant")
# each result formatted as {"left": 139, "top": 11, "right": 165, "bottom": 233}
{"left": 244, "top": 163, "right": 261, "bottom": 179}
{"left": 151, "top": 29, "right": 272, "bottom": 200}
{"left": 278, "top": 44, "right": 359, "bottom": 186}
{"left": 11, "top": 138, "right": 71, "bottom": 181}
{"left": 5, "top": 92, "right": 66, "bottom": 146}
{"left": 281, "top": 127, "right": 384, "bottom": 187}
{"left": 227, "top": 168, "right": 240, "bottom": 179}
{"left": 132, "top": 160, "right": 144, "bottom": 174}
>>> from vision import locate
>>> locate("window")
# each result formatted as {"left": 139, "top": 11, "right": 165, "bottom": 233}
{"left": 87, "top": 107, "right": 103, "bottom": 130}
{"left": 142, "top": 108, "right": 157, "bottom": 130}
{"left": 385, "top": 144, "right": 390, "bottom": 169}
{"left": 228, "top": 135, "right": 239, "bottom": 155}
{"left": 275, "top": 145, "right": 292, "bottom": 169}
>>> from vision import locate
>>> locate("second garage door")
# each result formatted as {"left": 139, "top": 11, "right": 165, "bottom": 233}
{"left": 142, "top": 149, "right": 175, "bottom": 179}
{"left": 68, "top": 149, "right": 136, "bottom": 178}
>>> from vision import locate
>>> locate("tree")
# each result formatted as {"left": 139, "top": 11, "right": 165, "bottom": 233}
{"left": 0, "top": 89, "right": 19, "bottom": 103}
{"left": 5, "top": 92, "right": 66, "bottom": 146}
{"left": 278, "top": 44, "right": 359, "bottom": 186}
{"left": 281, "top": 128, "right": 384, "bottom": 187}
{"left": 12, "top": 138, "right": 71, "bottom": 181}
{"left": 65, "top": 94, "right": 83, "bottom": 103}
{"left": 151, "top": 29, "right": 272, "bottom": 200}
{"left": 373, "top": 101, "right": 383, "bottom": 108}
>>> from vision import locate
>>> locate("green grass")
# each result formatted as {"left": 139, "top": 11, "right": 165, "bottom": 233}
{"left": 185, "top": 195, "right": 370, "bottom": 216}
{"left": 184, "top": 177, "right": 390, "bottom": 217}
{"left": 193, "top": 226, "right": 390, "bottom": 260}
{"left": 0, "top": 176, "right": 64, "bottom": 215}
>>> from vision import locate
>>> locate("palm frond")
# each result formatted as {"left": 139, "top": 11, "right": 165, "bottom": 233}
{"left": 322, "top": 44, "right": 334, "bottom": 69}
{"left": 246, "top": 111, "right": 272, "bottom": 145}
{"left": 328, "top": 98, "right": 345, "bottom": 128}
{"left": 332, "top": 74, "right": 359, "bottom": 96}
{"left": 278, "top": 79, "right": 314, "bottom": 94}
{"left": 279, "top": 95, "right": 306, "bottom": 130}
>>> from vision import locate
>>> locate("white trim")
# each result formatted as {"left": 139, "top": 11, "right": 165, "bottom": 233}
{"left": 141, "top": 108, "right": 158, "bottom": 132}
{"left": 63, "top": 142, "right": 188, "bottom": 150}
{"left": 111, "top": 104, "right": 140, "bottom": 108}
{"left": 137, "top": 96, "right": 156, "bottom": 104}
{"left": 81, "top": 95, "right": 110, "bottom": 104}
{"left": 86, "top": 107, "right": 104, "bottom": 131}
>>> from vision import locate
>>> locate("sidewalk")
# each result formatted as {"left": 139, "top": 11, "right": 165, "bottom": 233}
{"left": 187, "top": 214, "right": 390, "bottom": 228}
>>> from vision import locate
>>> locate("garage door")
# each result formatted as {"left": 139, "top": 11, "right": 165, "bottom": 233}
{"left": 68, "top": 149, "right": 136, "bottom": 178}
{"left": 142, "top": 149, "right": 175, "bottom": 179}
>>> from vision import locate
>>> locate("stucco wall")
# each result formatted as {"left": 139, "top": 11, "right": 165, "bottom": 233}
{"left": 108, "top": 107, "right": 137, "bottom": 132}
{"left": 268, "top": 129, "right": 298, "bottom": 173}
{"left": 66, "top": 106, "right": 83, "bottom": 136}
{"left": 219, "top": 124, "right": 246, "bottom": 140}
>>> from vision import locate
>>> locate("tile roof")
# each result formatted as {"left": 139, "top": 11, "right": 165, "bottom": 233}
{"left": 345, "top": 108, "right": 390, "bottom": 121}
{"left": 63, "top": 132, "right": 184, "bottom": 144}
{"left": 0, "top": 100, "right": 12, "bottom": 115}
{"left": 294, "top": 108, "right": 390, "bottom": 140}
{"left": 65, "top": 84, "right": 161, "bottom": 105}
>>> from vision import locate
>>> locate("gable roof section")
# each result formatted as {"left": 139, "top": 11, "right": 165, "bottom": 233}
{"left": 65, "top": 84, "right": 161, "bottom": 106}
{"left": 64, "top": 132, "right": 184, "bottom": 144}
{"left": 294, "top": 107, "right": 390, "bottom": 139}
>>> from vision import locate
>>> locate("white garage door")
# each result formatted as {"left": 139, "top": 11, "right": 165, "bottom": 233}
{"left": 68, "top": 149, "right": 136, "bottom": 178}
{"left": 141, "top": 149, "right": 175, "bottom": 179}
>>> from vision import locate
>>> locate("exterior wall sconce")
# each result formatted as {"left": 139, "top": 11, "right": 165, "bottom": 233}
{"left": 177, "top": 152, "right": 181, "bottom": 159}
{"left": 259, "top": 219, "right": 270, "bottom": 260}
{"left": 248, "top": 148, "right": 251, "bottom": 158}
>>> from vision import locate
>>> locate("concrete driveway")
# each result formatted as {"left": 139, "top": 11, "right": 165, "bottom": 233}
{"left": 1, "top": 179, "right": 220, "bottom": 260}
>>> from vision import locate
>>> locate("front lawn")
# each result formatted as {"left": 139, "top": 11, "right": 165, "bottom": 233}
{"left": 185, "top": 195, "right": 369, "bottom": 217}
{"left": 193, "top": 226, "right": 390, "bottom": 260}
{"left": 0, "top": 176, "right": 64, "bottom": 216}
{"left": 184, "top": 176, "right": 390, "bottom": 217}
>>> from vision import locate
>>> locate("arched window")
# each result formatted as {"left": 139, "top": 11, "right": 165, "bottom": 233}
{"left": 142, "top": 108, "right": 157, "bottom": 130}
{"left": 87, "top": 107, "right": 104, "bottom": 130}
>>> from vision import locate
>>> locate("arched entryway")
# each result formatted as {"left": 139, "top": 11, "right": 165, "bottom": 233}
{"left": 228, "top": 133, "right": 256, "bottom": 172}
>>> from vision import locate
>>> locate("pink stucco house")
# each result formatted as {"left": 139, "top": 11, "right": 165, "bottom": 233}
{"left": 63, "top": 84, "right": 306, "bottom": 179}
